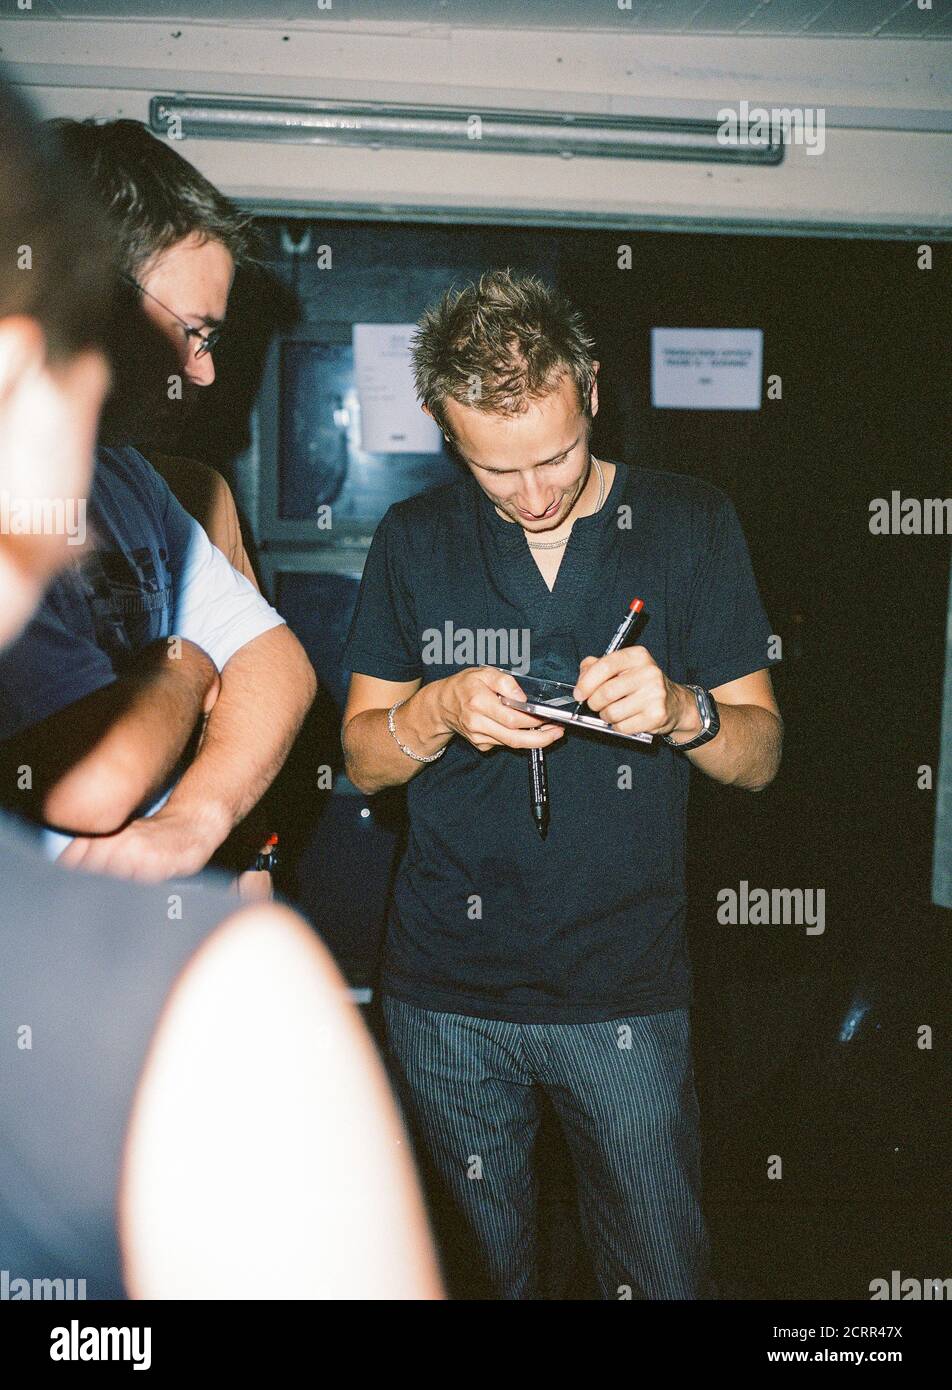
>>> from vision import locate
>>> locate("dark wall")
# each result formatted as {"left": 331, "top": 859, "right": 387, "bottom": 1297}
{"left": 188, "top": 220, "right": 950, "bottom": 1296}
{"left": 193, "top": 218, "right": 949, "bottom": 951}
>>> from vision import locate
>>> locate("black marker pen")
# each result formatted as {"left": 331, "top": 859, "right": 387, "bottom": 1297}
{"left": 529, "top": 745, "right": 549, "bottom": 839}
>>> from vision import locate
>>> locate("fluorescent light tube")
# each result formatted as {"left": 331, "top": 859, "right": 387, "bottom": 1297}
{"left": 149, "top": 96, "right": 783, "bottom": 164}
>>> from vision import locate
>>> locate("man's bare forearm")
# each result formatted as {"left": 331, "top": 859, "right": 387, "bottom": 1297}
{"left": 159, "top": 624, "right": 317, "bottom": 858}
{"left": 344, "top": 681, "right": 452, "bottom": 794}
{"left": 2, "top": 639, "right": 217, "bottom": 834}
{"left": 673, "top": 689, "right": 783, "bottom": 792}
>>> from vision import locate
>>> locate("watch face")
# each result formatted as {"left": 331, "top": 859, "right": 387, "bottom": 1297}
{"left": 664, "top": 686, "right": 719, "bottom": 747}
{"left": 701, "top": 689, "right": 720, "bottom": 732}
{"left": 686, "top": 686, "right": 715, "bottom": 740}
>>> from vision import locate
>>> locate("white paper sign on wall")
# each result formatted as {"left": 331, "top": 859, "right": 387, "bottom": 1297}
{"left": 353, "top": 323, "right": 443, "bottom": 453}
{"left": 651, "top": 328, "right": 764, "bottom": 410}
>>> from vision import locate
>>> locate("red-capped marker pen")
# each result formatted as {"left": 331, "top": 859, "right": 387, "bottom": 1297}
{"left": 604, "top": 596, "right": 645, "bottom": 656}
{"left": 574, "top": 597, "right": 645, "bottom": 714}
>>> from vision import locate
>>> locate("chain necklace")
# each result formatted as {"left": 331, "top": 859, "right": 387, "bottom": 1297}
{"left": 525, "top": 457, "right": 605, "bottom": 550}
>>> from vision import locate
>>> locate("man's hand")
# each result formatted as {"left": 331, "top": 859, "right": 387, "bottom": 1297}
{"left": 436, "top": 667, "right": 566, "bottom": 753}
{"left": 145, "top": 623, "right": 317, "bottom": 871}
{"left": 342, "top": 666, "right": 563, "bottom": 796}
{"left": 572, "top": 647, "right": 701, "bottom": 741}
{"left": 574, "top": 653, "right": 784, "bottom": 791}
{"left": 57, "top": 799, "right": 228, "bottom": 883}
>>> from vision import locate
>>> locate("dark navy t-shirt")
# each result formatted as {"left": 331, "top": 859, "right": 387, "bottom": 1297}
{"left": 0, "top": 446, "right": 283, "bottom": 854}
{"left": 341, "top": 461, "right": 779, "bottom": 1023}
{"left": 0, "top": 445, "right": 282, "bottom": 744}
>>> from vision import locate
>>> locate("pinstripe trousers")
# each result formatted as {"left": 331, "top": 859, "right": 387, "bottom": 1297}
{"left": 382, "top": 995, "right": 710, "bottom": 1300}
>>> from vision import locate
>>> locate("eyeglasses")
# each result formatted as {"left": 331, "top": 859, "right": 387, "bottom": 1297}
{"left": 122, "top": 273, "right": 224, "bottom": 359}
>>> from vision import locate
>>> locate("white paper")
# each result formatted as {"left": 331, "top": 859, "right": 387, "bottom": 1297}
{"left": 352, "top": 323, "right": 443, "bottom": 453}
{"left": 651, "top": 328, "right": 763, "bottom": 410}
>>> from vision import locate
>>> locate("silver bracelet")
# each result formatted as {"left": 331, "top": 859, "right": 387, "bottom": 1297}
{"left": 387, "top": 698, "right": 446, "bottom": 764}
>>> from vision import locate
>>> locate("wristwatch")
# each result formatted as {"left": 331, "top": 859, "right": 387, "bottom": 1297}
{"left": 661, "top": 685, "right": 720, "bottom": 751}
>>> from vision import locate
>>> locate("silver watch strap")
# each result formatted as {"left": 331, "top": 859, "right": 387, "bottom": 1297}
{"left": 661, "top": 685, "right": 715, "bottom": 749}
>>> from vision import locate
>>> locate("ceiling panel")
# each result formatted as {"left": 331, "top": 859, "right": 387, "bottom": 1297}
{"left": 878, "top": 1, "right": 952, "bottom": 33}
{"left": 803, "top": 0, "right": 946, "bottom": 34}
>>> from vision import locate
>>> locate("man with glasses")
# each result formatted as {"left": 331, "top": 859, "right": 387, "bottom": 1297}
{"left": 0, "top": 119, "right": 316, "bottom": 883}
{"left": 123, "top": 273, "right": 225, "bottom": 364}
{"left": 112, "top": 268, "right": 259, "bottom": 587}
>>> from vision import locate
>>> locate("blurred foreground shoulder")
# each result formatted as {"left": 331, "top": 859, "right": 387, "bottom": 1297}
{"left": 120, "top": 899, "right": 444, "bottom": 1300}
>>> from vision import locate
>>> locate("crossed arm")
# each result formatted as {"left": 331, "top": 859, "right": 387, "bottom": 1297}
{"left": 58, "top": 623, "right": 316, "bottom": 881}
{"left": 0, "top": 637, "right": 219, "bottom": 833}
{"left": 2, "top": 623, "right": 316, "bottom": 881}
